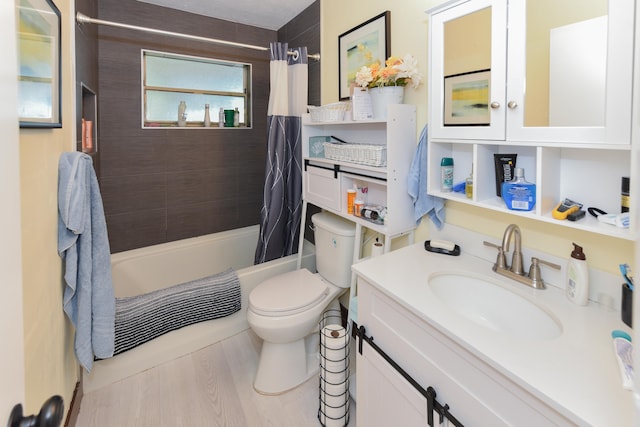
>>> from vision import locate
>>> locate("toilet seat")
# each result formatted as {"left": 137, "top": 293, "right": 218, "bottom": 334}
{"left": 249, "top": 269, "right": 329, "bottom": 317}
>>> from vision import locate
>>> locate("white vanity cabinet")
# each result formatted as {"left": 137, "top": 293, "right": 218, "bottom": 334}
{"left": 426, "top": 0, "right": 636, "bottom": 240}
{"left": 356, "top": 278, "right": 575, "bottom": 427}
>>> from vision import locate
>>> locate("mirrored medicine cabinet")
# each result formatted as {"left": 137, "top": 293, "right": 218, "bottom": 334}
{"left": 429, "top": 0, "right": 634, "bottom": 145}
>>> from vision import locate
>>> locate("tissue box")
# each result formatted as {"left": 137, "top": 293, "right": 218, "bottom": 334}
{"left": 309, "top": 136, "right": 331, "bottom": 158}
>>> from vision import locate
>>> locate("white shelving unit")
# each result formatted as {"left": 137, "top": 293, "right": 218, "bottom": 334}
{"left": 427, "top": 0, "right": 636, "bottom": 241}
{"left": 296, "top": 104, "right": 418, "bottom": 322}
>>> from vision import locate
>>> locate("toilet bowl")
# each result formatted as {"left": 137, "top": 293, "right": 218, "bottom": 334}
{"left": 247, "top": 212, "right": 355, "bottom": 395}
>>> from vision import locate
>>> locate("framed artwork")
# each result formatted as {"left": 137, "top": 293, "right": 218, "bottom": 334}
{"left": 443, "top": 69, "right": 491, "bottom": 126}
{"left": 338, "top": 11, "right": 390, "bottom": 100}
{"left": 17, "top": 0, "right": 62, "bottom": 128}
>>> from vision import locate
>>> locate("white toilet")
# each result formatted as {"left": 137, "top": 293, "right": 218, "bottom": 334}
{"left": 247, "top": 212, "right": 355, "bottom": 395}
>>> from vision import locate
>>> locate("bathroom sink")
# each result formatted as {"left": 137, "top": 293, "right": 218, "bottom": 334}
{"left": 428, "top": 272, "right": 562, "bottom": 340}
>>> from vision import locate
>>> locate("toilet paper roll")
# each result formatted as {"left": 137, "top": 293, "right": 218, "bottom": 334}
{"left": 321, "top": 325, "right": 348, "bottom": 350}
{"left": 319, "top": 393, "right": 349, "bottom": 426}
{"left": 371, "top": 241, "right": 384, "bottom": 257}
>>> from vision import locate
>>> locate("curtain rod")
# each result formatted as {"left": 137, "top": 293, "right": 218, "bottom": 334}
{"left": 76, "top": 12, "right": 320, "bottom": 61}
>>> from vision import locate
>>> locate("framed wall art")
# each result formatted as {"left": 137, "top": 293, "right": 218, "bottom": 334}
{"left": 17, "top": 0, "right": 62, "bottom": 128}
{"left": 338, "top": 11, "right": 390, "bottom": 100}
{"left": 443, "top": 69, "right": 491, "bottom": 126}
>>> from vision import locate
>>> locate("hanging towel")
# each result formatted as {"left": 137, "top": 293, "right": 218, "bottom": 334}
{"left": 58, "top": 152, "right": 115, "bottom": 372}
{"left": 407, "top": 125, "right": 445, "bottom": 228}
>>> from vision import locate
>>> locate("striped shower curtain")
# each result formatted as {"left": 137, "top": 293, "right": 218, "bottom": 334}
{"left": 254, "top": 42, "right": 308, "bottom": 264}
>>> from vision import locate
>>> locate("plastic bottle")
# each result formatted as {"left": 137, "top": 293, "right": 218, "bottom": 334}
{"left": 204, "top": 104, "right": 211, "bottom": 127}
{"left": 178, "top": 101, "right": 187, "bottom": 126}
{"left": 465, "top": 165, "right": 473, "bottom": 199}
{"left": 233, "top": 107, "right": 240, "bottom": 127}
{"left": 440, "top": 157, "right": 454, "bottom": 192}
{"left": 218, "top": 108, "right": 224, "bottom": 127}
{"left": 566, "top": 243, "right": 589, "bottom": 306}
{"left": 501, "top": 167, "right": 536, "bottom": 211}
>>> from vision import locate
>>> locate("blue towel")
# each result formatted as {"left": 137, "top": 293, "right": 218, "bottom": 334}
{"left": 407, "top": 125, "right": 445, "bottom": 228}
{"left": 58, "top": 152, "right": 115, "bottom": 371}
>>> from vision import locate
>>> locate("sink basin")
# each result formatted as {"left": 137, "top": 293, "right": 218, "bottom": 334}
{"left": 428, "top": 272, "right": 562, "bottom": 340}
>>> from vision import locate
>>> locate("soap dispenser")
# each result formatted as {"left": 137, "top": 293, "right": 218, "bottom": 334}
{"left": 566, "top": 243, "right": 589, "bottom": 306}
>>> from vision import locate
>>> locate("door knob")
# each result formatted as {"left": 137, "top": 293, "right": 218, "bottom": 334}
{"left": 507, "top": 101, "right": 518, "bottom": 109}
{"left": 7, "top": 396, "right": 64, "bottom": 427}
{"left": 490, "top": 101, "right": 500, "bottom": 109}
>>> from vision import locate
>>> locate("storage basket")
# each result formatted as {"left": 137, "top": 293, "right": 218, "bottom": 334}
{"left": 323, "top": 142, "right": 387, "bottom": 167}
{"left": 309, "top": 103, "right": 348, "bottom": 122}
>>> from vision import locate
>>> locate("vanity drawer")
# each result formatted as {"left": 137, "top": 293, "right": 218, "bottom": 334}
{"left": 305, "top": 162, "right": 341, "bottom": 211}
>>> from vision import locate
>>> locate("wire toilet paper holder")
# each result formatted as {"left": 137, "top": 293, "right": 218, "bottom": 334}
{"left": 318, "top": 309, "right": 350, "bottom": 427}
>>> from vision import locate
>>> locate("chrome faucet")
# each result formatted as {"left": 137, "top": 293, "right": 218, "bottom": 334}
{"left": 501, "top": 224, "right": 524, "bottom": 275}
{"left": 483, "top": 224, "right": 560, "bottom": 289}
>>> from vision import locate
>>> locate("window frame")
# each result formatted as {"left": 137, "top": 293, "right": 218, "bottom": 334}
{"left": 141, "top": 49, "right": 252, "bottom": 128}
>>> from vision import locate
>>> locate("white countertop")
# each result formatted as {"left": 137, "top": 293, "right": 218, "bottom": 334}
{"left": 352, "top": 241, "right": 634, "bottom": 426}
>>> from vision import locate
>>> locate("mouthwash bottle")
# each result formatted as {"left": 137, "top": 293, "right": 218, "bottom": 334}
{"left": 502, "top": 167, "right": 536, "bottom": 211}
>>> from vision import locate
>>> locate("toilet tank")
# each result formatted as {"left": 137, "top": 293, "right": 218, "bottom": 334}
{"left": 311, "top": 212, "right": 356, "bottom": 288}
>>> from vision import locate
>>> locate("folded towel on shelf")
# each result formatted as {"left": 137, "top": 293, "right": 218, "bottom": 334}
{"left": 58, "top": 152, "right": 115, "bottom": 372}
{"left": 407, "top": 125, "right": 445, "bottom": 228}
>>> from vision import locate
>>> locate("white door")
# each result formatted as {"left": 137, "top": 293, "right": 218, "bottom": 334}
{"left": 1, "top": 1, "right": 26, "bottom": 423}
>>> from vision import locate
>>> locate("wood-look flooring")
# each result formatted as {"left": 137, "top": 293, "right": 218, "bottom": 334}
{"left": 76, "top": 329, "right": 356, "bottom": 426}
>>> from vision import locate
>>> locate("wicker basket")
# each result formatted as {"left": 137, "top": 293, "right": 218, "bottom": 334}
{"left": 323, "top": 142, "right": 387, "bottom": 167}
{"left": 308, "top": 103, "right": 348, "bottom": 122}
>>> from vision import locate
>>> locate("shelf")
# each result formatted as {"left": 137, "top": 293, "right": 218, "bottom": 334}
{"left": 80, "top": 83, "right": 97, "bottom": 154}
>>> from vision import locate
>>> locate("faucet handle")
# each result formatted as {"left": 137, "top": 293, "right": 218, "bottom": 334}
{"left": 483, "top": 241, "right": 507, "bottom": 271}
{"left": 528, "top": 257, "right": 561, "bottom": 289}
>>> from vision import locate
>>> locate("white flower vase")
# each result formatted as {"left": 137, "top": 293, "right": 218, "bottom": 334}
{"left": 369, "top": 86, "right": 405, "bottom": 120}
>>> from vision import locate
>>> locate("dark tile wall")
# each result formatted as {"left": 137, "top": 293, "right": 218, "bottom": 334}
{"left": 95, "top": 0, "right": 320, "bottom": 253}
{"left": 278, "top": 1, "right": 321, "bottom": 106}
{"left": 75, "top": 0, "right": 99, "bottom": 175}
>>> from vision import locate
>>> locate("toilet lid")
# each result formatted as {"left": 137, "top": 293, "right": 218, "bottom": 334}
{"left": 249, "top": 269, "right": 329, "bottom": 317}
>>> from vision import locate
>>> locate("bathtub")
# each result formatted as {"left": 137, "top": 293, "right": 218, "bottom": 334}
{"left": 82, "top": 225, "right": 316, "bottom": 393}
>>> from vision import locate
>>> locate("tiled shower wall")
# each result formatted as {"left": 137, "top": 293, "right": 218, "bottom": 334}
{"left": 95, "top": 0, "right": 320, "bottom": 253}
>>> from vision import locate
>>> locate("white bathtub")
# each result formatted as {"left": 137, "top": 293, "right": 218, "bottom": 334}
{"left": 83, "top": 225, "right": 316, "bottom": 392}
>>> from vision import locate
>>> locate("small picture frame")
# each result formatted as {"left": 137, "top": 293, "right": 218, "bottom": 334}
{"left": 443, "top": 69, "right": 491, "bottom": 126}
{"left": 17, "top": 0, "right": 62, "bottom": 128}
{"left": 338, "top": 11, "right": 390, "bottom": 101}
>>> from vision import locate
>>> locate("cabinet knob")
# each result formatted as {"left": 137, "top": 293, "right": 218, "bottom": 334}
{"left": 507, "top": 101, "right": 518, "bottom": 109}
{"left": 490, "top": 102, "right": 500, "bottom": 109}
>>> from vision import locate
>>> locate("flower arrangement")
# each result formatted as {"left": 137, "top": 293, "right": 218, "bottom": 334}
{"left": 355, "top": 54, "right": 423, "bottom": 90}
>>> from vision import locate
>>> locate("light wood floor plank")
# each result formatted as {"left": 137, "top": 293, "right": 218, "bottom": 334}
{"left": 76, "top": 329, "right": 356, "bottom": 426}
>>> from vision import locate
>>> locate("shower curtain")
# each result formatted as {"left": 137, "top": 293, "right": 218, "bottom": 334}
{"left": 254, "top": 42, "right": 309, "bottom": 264}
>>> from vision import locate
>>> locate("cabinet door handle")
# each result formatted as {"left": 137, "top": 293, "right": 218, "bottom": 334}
{"left": 507, "top": 101, "right": 518, "bottom": 109}
{"left": 490, "top": 101, "right": 500, "bottom": 109}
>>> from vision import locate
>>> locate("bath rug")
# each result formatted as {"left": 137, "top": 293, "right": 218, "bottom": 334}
{"left": 113, "top": 268, "right": 240, "bottom": 355}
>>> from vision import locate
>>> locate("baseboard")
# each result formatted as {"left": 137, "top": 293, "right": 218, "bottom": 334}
{"left": 64, "top": 379, "right": 82, "bottom": 427}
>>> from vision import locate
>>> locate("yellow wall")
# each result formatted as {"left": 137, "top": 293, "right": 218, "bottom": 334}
{"left": 321, "top": 0, "right": 634, "bottom": 275}
{"left": 19, "top": 0, "right": 78, "bottom": 416}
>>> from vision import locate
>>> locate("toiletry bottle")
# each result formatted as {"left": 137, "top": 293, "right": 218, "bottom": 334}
{"left": 566, "top": 243, "right": 589, "bottom": 306}
{"left": 621, "top": 176, "right": 630, "bottom": 213}
{"left": 218, "top": 108, "right": 224, "bottom": 127}
{"left": 465, "top": 165, "right": 473, "bottom": 199}
{"left": 441, "top": 157, "right": 454, "bottom": 192}
{"left": 204, "top": 104, "right": 211, "bottom": 127}
{"left": 234, "top": 107, "right": 240, "bottom": 127}
{"left": 178, "top": 101, "right": 187, "bottom": 126}
{"left": 501, "top": 167, "right": 536, "bottom": 211}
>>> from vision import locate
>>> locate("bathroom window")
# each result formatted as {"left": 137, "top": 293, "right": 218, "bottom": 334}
{"left": 142, "top": 49, "right": 252, "bottom": 128}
